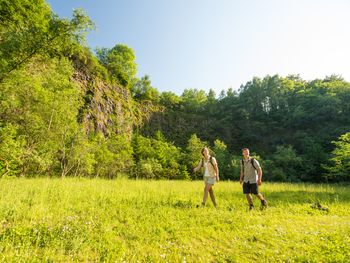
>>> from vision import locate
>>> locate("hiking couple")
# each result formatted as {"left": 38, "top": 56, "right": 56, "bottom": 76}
{"left": 193, "top": 147, "right": 268, "bottom": 209}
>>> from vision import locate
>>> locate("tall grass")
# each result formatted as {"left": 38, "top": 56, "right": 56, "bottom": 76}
{"left": 0, "top": 178, "right": 349, "bottom": 262}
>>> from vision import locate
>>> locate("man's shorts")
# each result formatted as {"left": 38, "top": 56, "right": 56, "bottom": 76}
{"left": 243, "top": 182, "right": 259, "bottom": 194}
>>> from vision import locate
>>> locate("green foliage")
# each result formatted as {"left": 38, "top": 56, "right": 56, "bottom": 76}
{"left": 181, "top": 89, "right": 207, "bottom": 113}
{"left": 265, "top": 145, "right": 302, "bottom": 182}
{"left": 131, "top": 132, "right": 185, "bottom": 179}
{"left": 183, "top": 134, "right": 207, "bottom": 179}
{"left": 0, "top": 0, "right": 94, "bottom": 81}
{"left": 229, "top": 155, "right": 243, "bottom": 180}
{"left": 0, "top": 124, "right": 26, "bottom": 176}
{"left": 294, "top": 133, "right": 330, "bottom": 182}
{"left": 159, "top": 91, "right": 182, "bottom": 109}
{"left": 96, "top": 44, "right": 137, "bottom": 87}
{"left": 132, "top": 158, "right": 163, "bottom": 179}
{"left": 326, "top": 132, "right": 350, "bottom": 181}
{"left": 212, "top": 139, "right": 234, "bottom": 180}
{"left": 0, "top": 1, "right": 154, "bottom": 179}
{"left": 56, "top": 127, "right": 101, "bottom": 178}
{"left": 91, "top": 133, "right": 134, "bottom": 178}
{"left": 131, "top": 75, "right": 160, "bottom": 102}
{"left": 142, "top": 74, "right": 350, "bottom": 182}
{"left": 1, "top": 1, "right": 350, "bottom": 182}
{"left": 0, "top": 57, "right": 82, "bottom": 176}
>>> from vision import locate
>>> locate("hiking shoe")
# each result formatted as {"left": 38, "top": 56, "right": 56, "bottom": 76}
{"left": 249, "top": 204, "right": 254, "bottom": 210}
{"left": 261, "top": 199, "right": 268, "bottom": 209}
{"left": 196, "top": 203, "right": 205, "bottom": 208}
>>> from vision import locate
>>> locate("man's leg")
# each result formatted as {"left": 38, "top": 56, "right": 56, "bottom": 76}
{"left": 254, "top": 193, "right": 268, "bottom": 207}
{"left": 243, "top": 182, "right": 254, "bottom": 209}
{"left": 255, "top": 193, "right": 264, "bottom": 200}
{"left": 245, "top": 194, "right": 254, "bottom": 209}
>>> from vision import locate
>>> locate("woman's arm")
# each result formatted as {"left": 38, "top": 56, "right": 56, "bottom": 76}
{"left": 193, "top": 160, "right": 202, "bottom": 173}
{"left": 212, "top": 158, "right": 219, "bottom": 181}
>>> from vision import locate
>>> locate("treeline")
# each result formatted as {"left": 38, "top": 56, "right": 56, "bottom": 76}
{"left": 141, "top": 75, "right": 350, "bottom": 182}
{"left": 1, "top": 0, "right": 349, "bottom": 182}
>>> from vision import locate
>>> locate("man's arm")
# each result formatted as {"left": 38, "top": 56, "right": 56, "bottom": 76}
{"left": 257, "top": 167, "right": 263, "bottom": 185}
{"left": 252, "top": 159, "right": 263, "bottom": 185}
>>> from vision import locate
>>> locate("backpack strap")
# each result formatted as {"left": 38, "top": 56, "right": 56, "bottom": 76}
{"left": 242, "top": 158, "right": 258, "bottom": 171}
{"left": 210, "top": 156, "right": 214, "bottom": 167}
{"left": 251, "top": 158, "right": 257, "bottom": 170}
{"left": 202, "top": 156, "right": 215, "bottom": 168}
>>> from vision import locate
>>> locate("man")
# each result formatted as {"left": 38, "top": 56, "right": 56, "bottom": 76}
{"left": 240, "top": 148, "right": 268, "bottom": 210}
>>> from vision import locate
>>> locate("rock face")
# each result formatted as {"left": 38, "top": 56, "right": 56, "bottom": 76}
{"left": 71, "top": 53, "right": 135, "bottom": 138}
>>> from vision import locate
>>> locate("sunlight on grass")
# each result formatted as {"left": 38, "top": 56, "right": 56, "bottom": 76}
{"left": 0, "top": 178, "right": 349, "bottom": 261}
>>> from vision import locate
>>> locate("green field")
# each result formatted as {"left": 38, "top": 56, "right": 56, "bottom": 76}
{"left": 0, "top": 178, "right": 349, "bottom": 262}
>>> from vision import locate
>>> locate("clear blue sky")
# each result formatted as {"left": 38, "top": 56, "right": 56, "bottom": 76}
{"left": 47, "top": 0, "right": 350, "bottom": 95}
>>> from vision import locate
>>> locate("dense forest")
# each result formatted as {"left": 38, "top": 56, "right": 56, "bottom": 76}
{"left": 1, "top": 0, "right": 350, "bottom": 182}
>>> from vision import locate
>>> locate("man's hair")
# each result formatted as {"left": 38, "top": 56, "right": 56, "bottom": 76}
{"left": 242, "top": 148, "right": 249, "bottom": 151}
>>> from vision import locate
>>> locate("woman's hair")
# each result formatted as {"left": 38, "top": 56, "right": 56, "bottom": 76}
{"left": 201, "top": 147, "right": 208, "bottom": 156}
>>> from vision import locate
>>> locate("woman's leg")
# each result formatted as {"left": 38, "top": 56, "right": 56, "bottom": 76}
{"left": 202, "top": 183, "right": 211, "bottom": 205}
{"left": 209, "top": 186, "right": 217, "bottom": 207}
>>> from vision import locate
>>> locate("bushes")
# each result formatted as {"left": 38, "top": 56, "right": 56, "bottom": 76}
{"left": 325, "top": 132, "right": 350, "bottom": 182}
{"left": 0, "top": 58, "right": 83, "bottom": 177}
{"left": 0, "top": 124, "right": 26, "bottom": 176}
{"left": 131, "top": 132, "right": 187, "bottom": 180}
{"left": 264, "top": 145, "right": 302, "bottom": 182}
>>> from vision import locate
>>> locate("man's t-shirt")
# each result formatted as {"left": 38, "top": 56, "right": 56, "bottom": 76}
{"left": 241, "top": 158, "right": 261, "bottom": 184}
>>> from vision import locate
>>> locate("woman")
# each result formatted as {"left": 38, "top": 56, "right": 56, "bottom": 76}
{"left": 193, "top": 147, "right": 219, "bottom": 207}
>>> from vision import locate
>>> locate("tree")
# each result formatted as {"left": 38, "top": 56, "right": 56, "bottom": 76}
{"left": 131, "top": 133, "right": 184, "bottom": 179}
{"left": 0, "top": 0, "right": 94, "bottom": 81}
{"left": 0, "top": 57, "right": 83, "bottom": 177}
{"left": 159, "top": 91, "right": 182, "bottom": 110}
{"left": 96, "top": 44, "right": 137, "bottom": 87}
{"left": 265, "top": 145, "right": 302, "bottom": 182}
{"left": 183, "top": 134, "right": 207, "bottom": 179}
{"left": 0, "top": 124, "right": 26, "bottom": 177}
{"left": 326, "top": 132, "right": 350, "bottom": 182}
{"left": 206, "top": 89, "right": 217, "bottom": 115}
{"left": 181, "top": 89, "right": 207, "bottom": 113}
{"left": 207, "top": 89, "right": 216, "bottom": 104}
{"left": 212, "top": 139, "right": 233, "bottom": 180}
{"left": 91, "top": 133, "right": 133, "bottom": 179}
{"left": 132, "top": 75, "right": 159, "bottom": 102}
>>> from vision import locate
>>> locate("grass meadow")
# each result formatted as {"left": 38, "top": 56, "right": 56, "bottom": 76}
{"left": 0, "top": 178, "right": 349, "bottom": 262}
